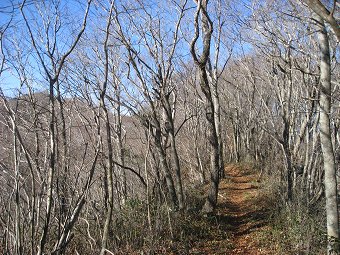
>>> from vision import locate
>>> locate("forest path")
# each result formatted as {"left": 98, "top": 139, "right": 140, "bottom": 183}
{"left": 189, "top": 164, "right": 271, "bottom": 254}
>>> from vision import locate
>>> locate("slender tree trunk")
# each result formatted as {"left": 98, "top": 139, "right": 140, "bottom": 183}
{"left": 164, "top": 95, "right": 185, "bottom": 210}
{"left": 169, "top": 128, "right": 184, "bottom": 210}
{"left": 211, "top": 82, "right": 224, "bottom": 178}
{"left": 38, "top": 79, "right": 56, "bottom": 255}
{"left": 56, "top": 81, "right": 69, "bottom": 223}
{"left": 316, "top": 16, "right": 339, "bottom": 254}
{"left": 100, "top": 104, "right": 115, "bottom": 255}
{"left": 12, "top": 117, "right": 22, "bottom": 255}
{"left": 282, "top": 120, "right": 293, "bottom": 202}
{"left": 112, "top": 82, "right": 127, "bottom": 202}
{"left": 233, "top": 115, "right": 241, "bottom": 162}
{"left": 100, "top": 4, "right": 115, "bottom": 253}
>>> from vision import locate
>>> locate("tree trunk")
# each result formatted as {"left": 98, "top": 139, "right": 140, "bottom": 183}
{"left": 190, "top": 0, "right": 220, "bottom": 214}
{"left": 163, "top": 95, "right": 185, "bottom": 210}
{"left": 154, "top": 127, "right": 179, "bottom": 210}
{"left": 282, "top": 120, "right": 293, "bottom": 202}
{"left": 211, "top": 81, "right": 224, "bottom": 178}
{"left": 200, "top": 68, "right": 220, "bottom": 214}
{"left": 100, "top": 4, "right": 115, "bottom": 253}
{"left": 168, "top": 127, "right": 184, "bottom": 210}
{"left": 100, "top": 103, "right": 115, "bottom": 255}
{"left": 316, "top": 15, "right": 339, "bottom": 255}
{"left": 38, "top": 79, "right": 56, "bottom": 255}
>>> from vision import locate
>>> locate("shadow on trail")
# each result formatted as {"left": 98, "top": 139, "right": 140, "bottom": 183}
{"left": 213, "top": 164, "right": 270, "bottom": 253}
{"left": 214, "top": 208, "right": 269, "bottom": 235}
{"left": 188, "top": 164, "right": 271, "bottom": 255}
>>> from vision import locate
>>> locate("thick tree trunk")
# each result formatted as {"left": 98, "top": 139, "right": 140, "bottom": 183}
{"left": 316, "top": 16, "right": 339, "bottom": 255}
{"left": 154, "top": 127, "right": 179, "bottom": 210}
{"left": 190, "top": 0, "right": 220, "bottom": 214}
{"left": 200, "top": 68, "right": 220, "bottom": 214}
{"left": 303, "top": 0, "right": 340, "bottom": 42}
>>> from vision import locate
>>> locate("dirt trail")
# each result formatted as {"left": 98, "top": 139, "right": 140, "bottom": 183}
{"left": 190, "top": 164, "right": 271, "bottom": 254}
{"left": 218, "top": 164, "right": 269, "bottom": 254}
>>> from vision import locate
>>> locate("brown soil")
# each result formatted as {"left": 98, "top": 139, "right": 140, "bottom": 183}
{"left": 189, "top": 164, "right": 272, "bottom": 255}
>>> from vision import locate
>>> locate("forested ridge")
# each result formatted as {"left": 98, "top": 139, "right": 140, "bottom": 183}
{"left": 0, "top": 0, "right": 339, "bottom": 254}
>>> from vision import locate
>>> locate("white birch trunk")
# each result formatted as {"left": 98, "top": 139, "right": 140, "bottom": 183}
{"left": 316, "top": 15, "right": 339, "bottom": 254}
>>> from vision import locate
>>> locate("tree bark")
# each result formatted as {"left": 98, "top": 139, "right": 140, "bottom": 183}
{"left": 163, "top": 94, "right": 185, "bottom": 210}
{"left": 191, "top": 0, "right": 220, "bottom": 214}
{"left": 316, "top": 15, "right": 339, "bottom": 255}
{"left": 303, "top": 0, "right": 340, "bottom": 41}
{"left": 153, "top": 125, "right": 179, "bottom": 209}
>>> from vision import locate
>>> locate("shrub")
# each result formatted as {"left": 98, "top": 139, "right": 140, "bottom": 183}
{"left": 257, "top": 169, "right": 327, "bottom": 255}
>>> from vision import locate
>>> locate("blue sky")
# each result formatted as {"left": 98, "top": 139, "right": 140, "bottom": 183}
{"left": 0, "top": 0, "right": 255, "bottom": 97}
{"left": 0, "top": 0, "right": 90, "bottom": 96}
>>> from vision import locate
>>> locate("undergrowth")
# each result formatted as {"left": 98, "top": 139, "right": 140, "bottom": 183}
{"left": 256, "top": 171, "right": 327, "bottom": 255}
{"left": 67, "top": 185, "right": 230, "bottom": 254}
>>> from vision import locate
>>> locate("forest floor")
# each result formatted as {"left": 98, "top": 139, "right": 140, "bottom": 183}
{"left": 188, "top": 164, "right": 274, "bottom": 254}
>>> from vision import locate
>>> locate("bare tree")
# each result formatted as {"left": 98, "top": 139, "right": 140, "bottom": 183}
{"left": 302, "top": 0, "right": 340, "bottom": 41}
{"left": 19, "top": 1, "right": 92, "bottom": 254}
{"left": 97, "top": 2, "right": 115, "bottom": 254}
{"left": 191, "top": 0, "right": 220, "bottom": 213}
{"left": 315, "top": 14, "right": 339, "bottom": 254}
{"left": 111, "top": 0, "right": 188, "bottom": 210}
